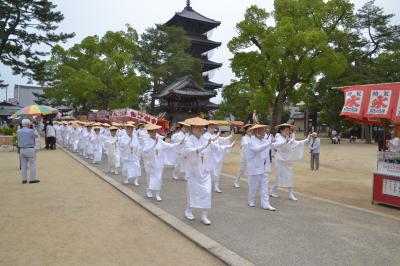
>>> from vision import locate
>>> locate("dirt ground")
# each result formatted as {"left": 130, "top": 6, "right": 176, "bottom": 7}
{"left": 222, "top": 137, "right": 400, "bottom": 219}
{"left": 0, "top": 149, "right": 223, "bottom": 266}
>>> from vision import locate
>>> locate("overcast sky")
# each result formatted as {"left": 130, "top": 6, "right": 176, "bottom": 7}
{"left": 1, "top": 0, "right": 398, "bottom": 103}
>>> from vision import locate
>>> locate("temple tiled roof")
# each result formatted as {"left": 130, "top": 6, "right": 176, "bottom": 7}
{"left": 157, "top": 75, "right": 216, "bottom": 98}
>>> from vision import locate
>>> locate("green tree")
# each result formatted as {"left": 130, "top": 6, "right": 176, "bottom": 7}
{"left": 40, "top": 26, "right": 148, "bottom": 114}
{"left": 215, "top": 81, "right": 253, "bottom": 121}
{"left": 316, "top": 0, "right": 400, "bottom": 132}
{"left": 0, "top": 0, "right": 74, "bottom": 85}
{"left": 139, "top": 24, "right": 202, "bottom": 112}
{"left": 228, "top": 0, "right": 353, "bottom": 127}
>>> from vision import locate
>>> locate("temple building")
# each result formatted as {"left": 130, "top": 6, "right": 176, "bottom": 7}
{"left": 157, "top": 0, "right": 222, "bottom": 122}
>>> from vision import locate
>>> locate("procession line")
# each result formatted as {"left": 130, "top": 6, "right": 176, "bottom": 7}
{"left": 221, "top": 172, "right": 400, "bottom": 222}
{"left": 59, "top": 146, "right": 254, "bottom": 266}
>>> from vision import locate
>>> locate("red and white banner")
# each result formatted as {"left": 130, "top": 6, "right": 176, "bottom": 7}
{"left": 392, "top": 91, "right": 400, "bottom": 122}
{"left": 340, "top": 88, "right": 365, "bottom": 119}
{"left": 365, "top": 89, "right": 394, "bottom": 119}
{"left": 111, "top": 108, "right": 158, "bottom": 124}
{"left": 340, "top": 83, "right": 400, "bottom": 124}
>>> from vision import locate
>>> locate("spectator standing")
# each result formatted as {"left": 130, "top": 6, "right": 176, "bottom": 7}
{"left": 17, "top": 119, "right": 40, "bottom": 184}
{"left": 310, "top": 132, "right": 320, "bottom": 171}
{"left": 46, "top": 121, "right": 56, "bottom": 150}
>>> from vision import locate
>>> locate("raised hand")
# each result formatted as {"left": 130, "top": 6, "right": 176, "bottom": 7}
{"left": 230, "top": 140, "right": 236, "bottom": 148}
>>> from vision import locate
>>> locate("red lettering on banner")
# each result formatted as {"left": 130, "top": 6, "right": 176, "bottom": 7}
{"left": 345, "top": 95, "right": 360, "bottom": 108}
{"left": 371, "top": 95, "right": 388, "bottom": 109}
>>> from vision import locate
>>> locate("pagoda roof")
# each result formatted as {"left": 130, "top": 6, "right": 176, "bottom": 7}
{"left": 204, "top": 79, "right": 223, "bottom": 89}
{"left": 201, "top": 58, "right": 222, "bottom": 72}
{"left": 190, "top": 35, "right": 221, "bottom": 47}
{"left": 166, "top": 3, "right": 220, "bottom": 33}
{"left": 158, "top": 75, "right": 216, "bottom": 98}
{"left": 167, "top": 4, "right": 220, "bottom": 25}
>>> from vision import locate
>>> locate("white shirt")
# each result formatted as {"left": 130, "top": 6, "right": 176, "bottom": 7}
{"left": 46, "top": 125, "right": 56, "bottom": 137}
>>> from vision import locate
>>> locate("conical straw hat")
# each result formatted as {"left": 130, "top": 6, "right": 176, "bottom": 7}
{"left": 185, "top": 117, "right": 209, "bottom": 127}
{"left": 144, "top": 124, "right": 161, "bottom": 131}
{"left": 248, "top": 124, "right": 268, "bottom": 131}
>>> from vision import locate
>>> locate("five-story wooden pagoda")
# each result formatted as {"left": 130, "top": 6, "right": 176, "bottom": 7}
{"left": 157, "top": 0, "right": 222, "bottom": 122}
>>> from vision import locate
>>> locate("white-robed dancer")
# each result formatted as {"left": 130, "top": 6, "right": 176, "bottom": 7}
{"left": 71, "top": 123, "right": 81, "bottom": 152}
{"left": 142, "top": 124, "right": 181, "bottom": 201}
{"left": 63, "top": 122, "right": 70, "bottom": 148}
{"left": 203, "top": 122, "right": 234, "bottom": 193}
{"left": 78, "top": 123, "right": 87, "bottom": 156}
{"left": 183, "top": 117, "right": 235, "bottom": 225}
{"left": 82, "top": 124, "right": 93, "bottom": 158}
{"left": 66, "top": 122, "right": 74, "bottom": 150}
{"left": 234, "top": 124, "right": 253, "bottom": 188}
{"left": 101, "top": 123, "right": 111, "bottom": 154}
{"left": 246, "top": 124, "right": 277, "bottom": 211}
{"left": 171, "top": 122, "right": 190, "bottom": 180}
{"left": 136, "top": 123, "right": 148, "bottom": 146}
{"left": 91, "top": 126, "right": 103, "bottom": 164}
{"left": 270, "top": 123, "right": 311, "bottom": 201}
{"left": 55, "top": 122, "right": 63, "bottom": 145}
{"left": 104, "top": 126, "right": 121, "bottom": 175}
{"left": 119, "top": 124, "right": 141, "bottom": 186}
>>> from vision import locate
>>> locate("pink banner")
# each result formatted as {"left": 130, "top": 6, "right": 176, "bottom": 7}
{"left": 111, "top": 108, "right": 158, "bottom": 124}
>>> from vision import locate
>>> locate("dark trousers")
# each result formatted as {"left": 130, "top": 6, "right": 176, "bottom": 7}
{"left": 378, "top": 140, "right": 385, "bottom": 151}
{"left": 311, "top": 153, "right": 319, "bottom": 170}
{"left": 45, "top": 137, "right": 49, "bottom": 149}
{"left": 47, "top": 137, "right": 56, "bottom": 150}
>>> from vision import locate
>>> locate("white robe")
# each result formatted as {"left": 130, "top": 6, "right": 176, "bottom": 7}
{"left": 86, "top": 130, "right": 95, "bottom": 157}
{"left": 171, "top": 131, "right": 186, "bottom": 175}
{"left": 202, "top": 131, "right": 233, "bottom": 177}
{"left": 62, "top": 125, "right": 69, "bottom": 146}
{"left": 137, "top": 129, "right": 148, "bottom": 146}
{"left": 104, "top": 135, "right": 121, "bottom": 170}
{"left": 246, "top": 135, "right": 273, "bottom": 207}
{"left": 79, "top": 128, "right": 88, "bottom": 154}
{"left": 101, "top": 129, "right": 111, "bottom": 152}
{"left": 142, "top": 137, "right": 178, "bottom": 191}
{"left": 274, "top": 133, "right": 308, "bottom": 187}
{"left": 92, "top": 133, "right": 103, "bottom": 162}
{"left": 183, "top": 135, "right": 231, "bottom": 209}
{"left": 66, "top": 125, "right": 74, "bottom": 148}
{"left": 71, "top": 127, "right": 81, "bottom": 152}
{"left": 55, "top": 125, "right": 63, "bottom": 144}
{"left": 239, "top": 134, "right": 252, "bottom": 176}
{"left": 119, "top": 134, "right": 141, "bottom": 178}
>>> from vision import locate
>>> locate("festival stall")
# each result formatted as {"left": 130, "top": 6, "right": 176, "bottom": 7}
{"left": 338, "top": 82, "right": 400, "bottom": 207}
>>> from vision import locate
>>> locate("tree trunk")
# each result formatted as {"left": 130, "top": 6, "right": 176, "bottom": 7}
{"left": 364, "top": 124, "right": 372, "bottom": 144}
{"left": 272, "top": 91, "right": 285, "bottom": 129}
{"left": 268, "top": 101, "right": 273, "bottom": 128}
{"left": 150, "top": 78, "right": 158, "bottom": 114}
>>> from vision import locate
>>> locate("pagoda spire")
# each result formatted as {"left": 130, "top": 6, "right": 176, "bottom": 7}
{"left": 185, "top": 0, "right": 192, "bottom": 10}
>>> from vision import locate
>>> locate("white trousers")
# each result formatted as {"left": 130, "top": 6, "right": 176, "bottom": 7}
{"left": 248, "top": 173, "right": 271, "bottom": 208}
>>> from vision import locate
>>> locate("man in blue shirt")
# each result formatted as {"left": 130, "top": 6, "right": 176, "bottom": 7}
{"left": 17, "top": 119, "right": 40, "bottom": 184}
{"left": 309, "top": 132, "right": 321, "bottom": 171}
